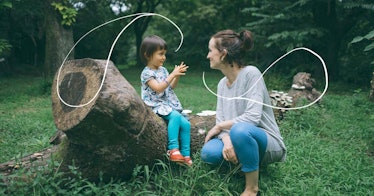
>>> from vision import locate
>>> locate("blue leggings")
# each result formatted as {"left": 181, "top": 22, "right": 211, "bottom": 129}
{"left": 201, "top": 122, "right": 267, "bottom": 172}
{"left": 162, "top": 110, "right": 191, "bottom": 157}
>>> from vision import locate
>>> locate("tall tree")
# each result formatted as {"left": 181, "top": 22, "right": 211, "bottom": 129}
{"left": 130, "top": 0, "right": 162, "bottom": 66}
{"left": 0, "top": 0, "right": 77, "bottom": 76}
{"left": 44, "top": 0, "right": 76, "bottom": 77}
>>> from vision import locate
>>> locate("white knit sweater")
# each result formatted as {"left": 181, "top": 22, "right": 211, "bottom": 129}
{"left": 216, "top": 66, "right": 287, "bottom": 161}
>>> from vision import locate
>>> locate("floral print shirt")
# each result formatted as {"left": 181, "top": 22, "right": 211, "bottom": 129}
{"left": 141, "top": 66, "right": 183, "bottom": 115}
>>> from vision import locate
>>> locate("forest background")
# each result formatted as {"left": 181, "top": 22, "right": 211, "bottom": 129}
{"left": 0, "top": 0, "right": 373, "bottom": 87}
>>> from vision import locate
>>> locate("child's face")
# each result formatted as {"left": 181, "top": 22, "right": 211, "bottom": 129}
{"left": 147, "top": 49, "right": 166, "bottom": 69}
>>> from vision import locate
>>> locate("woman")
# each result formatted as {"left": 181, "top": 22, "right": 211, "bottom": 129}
{"left": 201, "top": 29, "right": 286, "bottom": 196}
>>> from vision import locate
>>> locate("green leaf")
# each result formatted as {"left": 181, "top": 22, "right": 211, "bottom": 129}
{"left": 351, "top": 30, "right": 374, "bottom": 44}
{"left": 364, "top": 29, "right": 374, "bottom": 39}
{"left": 350, "top": 36, "right": 364, "bottom": 44}
{"left": 251, "top": 13, "right": 270, "bottom": 18}
{"left": 1, "top": 2, "right": 11, "bottom": 8}
{"left": 364, "top": 42, "right": 374, "bottom": 52}
{"left": 242, "top": 7, "right": 259, "bottom": 12}
{"left": 286, "top": 44, "right": 294, "bottom": 52}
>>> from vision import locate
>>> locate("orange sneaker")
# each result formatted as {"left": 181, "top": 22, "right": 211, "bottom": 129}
{"left": 183, "top": 156, "right": 193, "bottom": 167}
{"left": 167, "top": 149, "right": 184, "bottom": 162}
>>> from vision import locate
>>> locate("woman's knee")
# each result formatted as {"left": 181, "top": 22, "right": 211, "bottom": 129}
{"left": 201, "top": 139, "right": 223, "bottom": 165}
{"left": 230, "top": 123, "right": 267, "bottom": 148}
{"left": 230, "top": 122, "right": 255, "bottom": 140}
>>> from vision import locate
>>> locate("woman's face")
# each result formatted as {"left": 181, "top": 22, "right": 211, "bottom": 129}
{"left": 147, "top": 49, "right": 166, "bottom": 69}
{"left": 207, "top": 38, "right": 224, "bottom": 70}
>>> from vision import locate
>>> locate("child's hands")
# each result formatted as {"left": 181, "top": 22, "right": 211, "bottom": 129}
{"left": 171, "top": 62, "right": 188, "bottom": 77}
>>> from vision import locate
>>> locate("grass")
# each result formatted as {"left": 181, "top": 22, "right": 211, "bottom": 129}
{"left": 0, "top": 67, "right": 373, "bottom": 195}
{"left": 0, "top": 76, "right": 55, "bottom": 162}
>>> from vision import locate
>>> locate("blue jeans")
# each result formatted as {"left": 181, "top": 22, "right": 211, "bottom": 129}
{"left": 162, "top": 110, "right": 191, "bottom": 157}
{"left": 201, "top": 122, "right": 267, "bottom": 172}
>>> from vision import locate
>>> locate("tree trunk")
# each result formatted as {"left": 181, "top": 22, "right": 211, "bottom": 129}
{"left": 50, "top": 58, "right": 213, "bottom": 182}
{"left": 312, "top": 0, "right": 340, "bottom": 81}
{"left": 44, "top": 0, "right": 74, "bottom": 77}
{"left": 133, "top": 0, "right": 162, "bottom": 67}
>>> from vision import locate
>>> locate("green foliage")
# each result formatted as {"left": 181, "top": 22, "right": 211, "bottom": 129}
{"left": 0, "top": 0, "right": 46, "bottom": 68}
{"left": 351, "top": 30, "right": 374, "bottom": 45}
{"left": 0, "top": 0, "right": 11, "bottom": 9}
{"left": 266, "top": 29, "right": 324, "bottom": 51}
{"left": 341, "top": 22, "right": 374, "bottom": 84}
{"left": 0, "top": 0, "right": 12, "bottom": 62}
{"left": 0, "top": 158, "right": 132, "bottom": 195}
{"left": 0, "top": 39, "right": 11, "bottom": 57}
{"left": 242, "top": 0, "right": 374, "bottom": 84}
{"left": 51, "top": 0, "right": 78, "bottom": 26}
{"left": 72, "top": 0, "right": 131, "bottom": 63}
{"left": 342, "top": 0, "right": 374, "bottom": 10}
{"left": 244, "top": 1, "right": 324, "bottom": 51}
{"left": 351, "top": 30, "right": 374, "bottom": 55}
{"left": 159, "top": 0, "right": 257, "bottom": 70}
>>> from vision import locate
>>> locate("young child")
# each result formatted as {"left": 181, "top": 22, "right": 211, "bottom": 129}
{"left": 140, "top": 35, "right": 192, "bottom": 166}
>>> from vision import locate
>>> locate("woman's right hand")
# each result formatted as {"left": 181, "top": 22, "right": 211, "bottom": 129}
{"left": 204, "top": 125, "right": 221, "bottom": 143}
{"left": 204, "top": 120, "right": 234, "bottom": 143}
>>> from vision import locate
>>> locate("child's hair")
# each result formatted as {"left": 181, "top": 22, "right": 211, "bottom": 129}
{"left": 139, "top": 35, "right": 168, "bottom": 64}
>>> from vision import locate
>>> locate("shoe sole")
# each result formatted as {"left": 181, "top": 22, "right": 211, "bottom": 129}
{"left": 170, "top": 158, "right": 185, "bottom": 162}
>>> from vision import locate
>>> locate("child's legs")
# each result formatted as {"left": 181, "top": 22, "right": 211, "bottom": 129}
{"left": 201, "top": 138, "right": 224, "bottom": 166}
{"left": 179, "top": 116, "right": 191, "bottom": 157}
{"left": 230, "top": 122, "right": 267, "bottom": 172}
{"left": 162, "top": 110, "right": 182, "bottom": 151}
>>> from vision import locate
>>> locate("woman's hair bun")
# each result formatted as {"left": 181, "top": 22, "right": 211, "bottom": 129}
{"left": 239, "top": 30, "right": 254, "bottom": 51}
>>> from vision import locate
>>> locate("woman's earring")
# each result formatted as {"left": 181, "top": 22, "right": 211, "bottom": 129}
{"left": 221, "top": 50, "right": 227, "bottom": 61}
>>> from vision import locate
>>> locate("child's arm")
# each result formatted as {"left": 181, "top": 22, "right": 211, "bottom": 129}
{"left": 146, "top": 62, "right": 188, "bottom": 93}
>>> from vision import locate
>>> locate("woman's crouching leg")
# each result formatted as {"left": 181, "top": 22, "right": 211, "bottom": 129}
{"left": 201, "top": 138, "right": 224, "bottom": 166}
